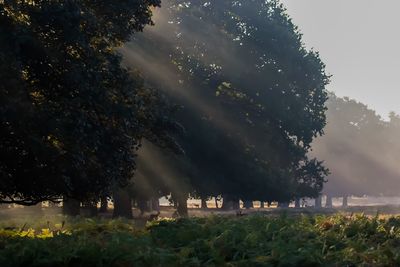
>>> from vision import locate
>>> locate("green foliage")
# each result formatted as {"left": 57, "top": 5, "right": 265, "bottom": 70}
{"left": 1, "top": 0, "right": 330, "bottom": 209}
{"left": 2, "top": 215, "right": 400, "bottom": 266}
{"left": 0, "top": 0, "right": 168, "bottom": 204}
{"left": 128, "top": 0, "right": 329, "bottom": 204}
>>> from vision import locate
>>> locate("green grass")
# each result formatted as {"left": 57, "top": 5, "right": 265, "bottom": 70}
{"left": 1, "top": 214, "right": 400, "bottom": 266}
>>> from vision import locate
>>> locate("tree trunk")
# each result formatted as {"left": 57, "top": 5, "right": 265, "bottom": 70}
{"left": 325, "top": 195, "right": 333, "bottom": 208}
{"left": 214, "top": 197, "right": 219, "bottom": 209}
{"left": 222, "top": 195, "right": 240, "bottom": 210}
{"left": 315, "top": 196, "right": 322, "bottom": 208}
{"left": 81, "top": 201, "right": 98, "bottom": 217}
{"left": 63, "top": 198, "right": 80, "bottom": 216}
{"left": 137, "top": 198, "right": 149, "bottom": 215}
{"left": 295, "top": 198, "right": 301, "bottom": 208}
{"left": 148, "top": 199, "right": 153, "bottom": 213}
{"left": 243, "top": 200, "right": 253, "bottom": 209}
{"left": 151, "top": 197, "right": 160, "bottom": 212}
{"left": 99, "top": 196, "right": 108, "bottom": 213}
{"left": 201, "top": 198, "right": 208, "bottom": 209}
{"left": 177, "top": 194, "right": 188, "bottom": 217}
{"left": 342, "top": 195, "right": 348, "bottom": 208}
{"left": 221, "top": 194, "right": 232, "bottom": 210}
{"left": 113, "top": 189, "right": 133, "bottom": 219}
{"left": 260, "top": 201, "right": 265, "bottom": 208}
{"left": 233, "top": 199, "right": 240, "bottom": 210}
{"left": 278, "top": 202, "right": 289, "bottom": 208}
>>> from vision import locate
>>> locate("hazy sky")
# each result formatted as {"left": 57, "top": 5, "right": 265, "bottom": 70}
{"left": 281, "top": 0, "right": 400, "bottom": 118}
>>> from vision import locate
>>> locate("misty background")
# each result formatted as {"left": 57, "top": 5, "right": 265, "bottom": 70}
{"left": 281, "top": 0, "right": 400, "bottom": 204}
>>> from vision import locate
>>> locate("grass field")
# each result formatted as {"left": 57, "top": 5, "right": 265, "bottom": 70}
{"left": 1, "top": 211, "right": 400, "bottom": 266}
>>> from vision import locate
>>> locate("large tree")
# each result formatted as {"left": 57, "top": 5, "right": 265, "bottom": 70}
{"left": 0, "top": 0, "right": 165, "bottom": 205}
{"left": 126, "top": 0, "right": 329, "bottom": 208}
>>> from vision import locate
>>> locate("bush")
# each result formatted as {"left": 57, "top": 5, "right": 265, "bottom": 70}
{"left": 1, "top": 214, "right": 400, "bottom": 266}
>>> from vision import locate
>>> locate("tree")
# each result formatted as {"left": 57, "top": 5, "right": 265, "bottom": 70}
{"left": 126, "top": 0, "right": 329, "bottom": 207}
{"left": 311, "top": 93, "right": 400, "bottom": 200}
{"left": 0, "top": 0, "right": 163, "bottom": 205}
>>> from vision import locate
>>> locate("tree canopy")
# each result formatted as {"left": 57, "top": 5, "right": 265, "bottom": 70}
{"left": 312, "top": 93, "right": 400, "bottom": 197}
{"left": 0, "top": 0, "right": 333, "bottom": 212}
{"left": 0, "top": 0, "right": 165, "bottom": 204}
{"left": 126, "top": 0, "right": 330, "bottom": 205}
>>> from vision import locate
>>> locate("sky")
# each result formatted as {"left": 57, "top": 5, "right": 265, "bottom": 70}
{"left": 281, "top": 0, "right": 400, "bottom": 119}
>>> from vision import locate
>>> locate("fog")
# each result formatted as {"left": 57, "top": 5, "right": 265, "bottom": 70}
{"left": 311, "top": 94, "right": 400, "bottom": 198}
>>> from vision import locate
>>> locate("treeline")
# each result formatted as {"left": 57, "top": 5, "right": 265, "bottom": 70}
{"left": 312, "top": 93, "right": 400, "bottom": 206}
{"left": 1, "top": 0, "right": 330, "bottom": 217}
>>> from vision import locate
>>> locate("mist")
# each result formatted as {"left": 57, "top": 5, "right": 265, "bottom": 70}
{"left": 311, "top": 94, "right": 400, "bottom": 200}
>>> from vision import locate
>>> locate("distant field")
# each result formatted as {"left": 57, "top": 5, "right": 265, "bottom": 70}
{"left": 2, "top": 213, "right": 400, "bottom": 266}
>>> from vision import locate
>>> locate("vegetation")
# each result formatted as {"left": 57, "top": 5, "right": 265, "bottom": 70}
{"left": 0, "top": 0, "right": 333, "bottom": 216}
{"left": 1, "top": 214, "right": 400, "bottom": 266}
{"left": 126, "top": 0, "right": 329, "bottom": 214}
{"left": 312, "top": 93, "right": 400, "bottom": 201}
{"left": 0, "top": 0, "right": 176, "bottom": 205}
{"left": 1, "top": 0, "right": 400, "bottom": 265}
